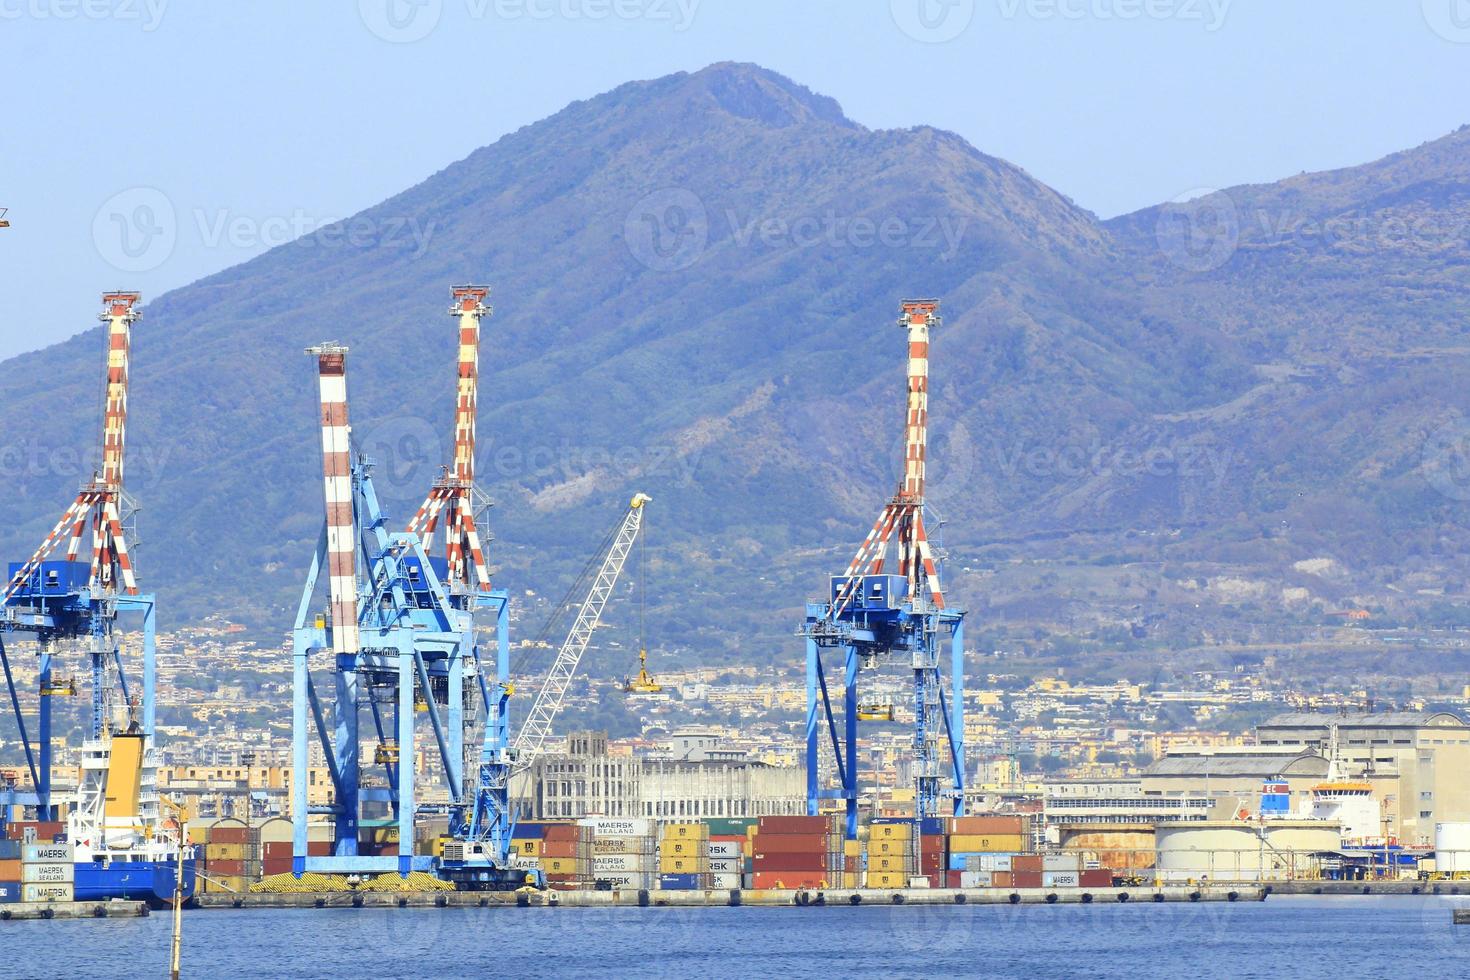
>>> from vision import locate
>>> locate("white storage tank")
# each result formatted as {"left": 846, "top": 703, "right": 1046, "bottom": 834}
{"left": 1435, "top": 822, "right": 1470, "bottom": 873}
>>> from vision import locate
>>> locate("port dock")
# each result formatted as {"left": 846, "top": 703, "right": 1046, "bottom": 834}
{"left": 196, "top": 885, "right": 1261, "bottom": 910}
{"left": 0, "top": 900, "right": 150, "bottom": 920}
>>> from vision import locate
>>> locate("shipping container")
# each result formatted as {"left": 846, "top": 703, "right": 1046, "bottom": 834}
{"left": 1080, "top": 869, "right": 1113, "bottom": 887}
{"left": 204, "top": 843, "right": 246, "bottom": 862}
{"left": 1012, "top": 871, "right": 1043, "bottom": 888}
{"left": 0, "top": 859, "right": 18, "bottom": 881}
{"left": 542, "top": 824, "right": 583, "bottom": 843}
{"left": 660, "top": 822, "right": 710, "bottom": 840}
{"left": 1043, "top": 853, "right": 1081, "bottom": 873}
{"left": 948, "top": 815, "right": 1026, "bottom": 836}
{"left": 868, "top": 823, "right": 912, "bottom": 841}
{"left": 262, "top": 858, "right": 293, "bottom": 877}
{"left": 592, "top": 854, "right": 652, "bottom": 874}
{"left": 865, "top": 871, "right": 907, "bottom": 889}
{"left": 750, "top": 833, "right": 831, "bottom": 854}
{"left": 1042, "top": 871, "right": 1080, "bottom": 888}
{"left": 578, "top": 817, "right": 653, "bottom": 838}
{"left": 21, "top": 861, "right": 74, "bottom": 884}
{"left": 207, "top": 825, "right": 250, "bottom": 845}
{"left": 866, "top": 837, "right": 909, "bottom": 856}
{"left": 709, "top": 872, "right": 741, "bottom": 890}
{"left": 750, "top": 870, "right": 826, "bottom": 889}
{"left": 657, "top": 872, "right": 707, "bottom": 890}
{"left": 867, "top": 855, "right": 915, "bottom": 874}
{"left": 705, "top": 818, "right": 758, "bottom": 836}
{"left": 948, "top": 834, "right": 1027, "bottom": 853}
{"left": 6, "top": 821, "right": 65, "bottom": 842}
{"left": 707, "top": 840, "right": 741, "bottom": 858}
{"left": 963, "top": 853, "right": 1018, "bottom": 873}
{"left": 0, "top": 881, "right": 20, "bottom": 904}
{"left": 661, "top": 838, "right": 705, "bottom": 857}
{"left": 658, "top": 856, "right": 709, "bottom": 874}
{"left": 592, "top": 836, "right": 653, "bottom": 855}
{"left": 752, "top": 853, "right": 829, "bottom": 873}
{"left": 594, "top": 872, "right": 654, "bottom": 890}
{"left": 22, "top": 882, "right": 73, "bottom": 902}
{"left": 541, "top": 857, "right": 582, "bottom": 875}
{"left": 708, "top": 858, "right": 741, "bottom": 874}
{"left": 1011, "top": 855, "right": 1043, "bottom": 873}
{"left": 756, "top": 815, "right": 829, "bottom": 835}
{"left": 511, "top": 822, "right": 549, "bottom": 840}
{"left": 959, "top": 871, "right": 994, "bottom": 888}
{"left": 0, "top": 840, "right": 20, "bottom": 861}
{"left": 22, "top": 842, "right": 73, "bottom": 864}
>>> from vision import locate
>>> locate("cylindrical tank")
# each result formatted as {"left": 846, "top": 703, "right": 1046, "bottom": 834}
{"left": 1156, "top": 821, "right": 1339, "bottom": 882}
{"left": 1435, "top": 822, "right": 1470, "bottom": 873}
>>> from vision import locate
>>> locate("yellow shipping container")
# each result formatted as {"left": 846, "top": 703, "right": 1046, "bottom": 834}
{"left": 843, "top": 872, "right": 859, "bottom": 889}
{"left": 843, "top": 839, "right": 861, "bottom": 857}
{"left": 662, "top": 838, "right": 703, "bottom": 857}
{"left": 510, "top": 839, "right": 542, "bottom": 856}
{"left": 659, "top": 856, "right": 709, "bottom": 874}
{"left": 867, "top": 855, "right": 913, "bottom": 873}
{"left": 542, "top": 857, "right": 582, "bottom": 874}
{"left": 204, "top": 843, "right": 246, "bottom": 862}
{"left": 867, "top": 872, "right": 907, "bottom": 889}
{"left": 869, "top": 824, "right": 912, "bottom": 841}
{"left": 947, "top": 834, "right": 1026, "bottom": 853}
{"left": 866, "top": 838, "right": 909, "bottom": 856}
{"left": 202, "top": 875, "right": 248, "bottom": 895}
{"left": 661, "top": 822, "right": 710, "bottom": 840}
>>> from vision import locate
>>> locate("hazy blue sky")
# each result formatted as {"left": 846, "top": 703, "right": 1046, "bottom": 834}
{"left": 1, "top": 1, "right": 1467, "bottom": 359}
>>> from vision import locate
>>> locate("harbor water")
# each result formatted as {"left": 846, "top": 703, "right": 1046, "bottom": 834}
{"left": 7, "top": 895, "right": 1470, "bottom": 978}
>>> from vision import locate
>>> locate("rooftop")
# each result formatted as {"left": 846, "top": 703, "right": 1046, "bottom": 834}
{"left": 1258, "top": 710, "right": 1469, "bottom": 730}
{"left": 1144, "top": 752, "right": 1329, "bottom": 779}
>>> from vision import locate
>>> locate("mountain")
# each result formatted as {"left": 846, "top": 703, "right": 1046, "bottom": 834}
{"left": 1, "top": 64, "right": 1467, "bottom": 679}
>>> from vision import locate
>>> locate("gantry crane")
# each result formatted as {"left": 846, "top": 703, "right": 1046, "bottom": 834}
{"left": 1, "top": 292, "right": 159, "bottom": 822}
{"left": 800, "top": 299, "right": 967, "bottom": 838}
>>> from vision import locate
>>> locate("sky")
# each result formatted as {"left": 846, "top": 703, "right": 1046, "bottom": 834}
{"left": 0, "top": 0, "right": 1467, "bottom": 360}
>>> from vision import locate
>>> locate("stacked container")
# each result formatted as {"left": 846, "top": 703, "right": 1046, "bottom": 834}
{"left": 583, "top": 817, "right": 657, "bottom": 890}
{"left": 200, "top": 819, "right": 251, "bottom": 894}
{"left": 21, "top": 838, "right": 73, "bottom": 903}
{"left": 0, "top": 831, "right": 20, "bottom": 904}
{"left": 658, "top": 821, "right": 710, "bottom": 890}
{"left": 865, "top": 818, "right": 916, "bottom": 889}
{"left": 947, "top": 815, "right": 1028, "bottom": 889}
{"left": 541, "top": 823, "right": 594, "bottom": 890}
{"left": 917, "top": 817, "right": 946, "bottom": 887}
{"left": 705, "top": 816, "right": 757, "bottom": 890}
{"left": 750, "top": 815, "right": 840, "bottom": 890}
{"left": 259, "top": 820, "right": 333, "bottom": 877}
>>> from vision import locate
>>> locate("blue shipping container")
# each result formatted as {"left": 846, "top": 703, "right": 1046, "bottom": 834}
{"left": 0, "top": 839, "right": 20, "bottom": 860}
{"left": 510, "top": 823, "right": 547, "bottom": 840}
{"left": 658, "top": 873, "right": 705, "bottom": 890}
{"left": 0, "top": 881, "right": 20, "bottom": 904}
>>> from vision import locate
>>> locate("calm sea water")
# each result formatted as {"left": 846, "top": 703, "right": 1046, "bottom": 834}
{"left": 6, "top": 895, "right": 1469, "bottom": 979}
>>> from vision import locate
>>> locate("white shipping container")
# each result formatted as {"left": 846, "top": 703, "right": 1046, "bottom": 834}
{"left": 22, "top": 882, "right": 73, "bottom": 903}
{"left": 708, "top": 858, "right": 741, "bottom": 874}
{"left": 1042, "top": 854, "right": 1081, "bottom": 872}
{"left": 959, "top": 871, "right": 994, "bottom": 888}
{"left": 1042, "top": 871, "right": 1080, "bottom": 888}
{"left": 907, "top": 876, "right": 931, "bottom": 889}
{"left": 966, "top": 853, "right": 1015, "bottom": 873}
{"left": 707, "top": 841, "right": 741, "bottom": 858}
{"left": 593, "top": 854, "right": 654, "bottom": 873}
{"left": 22, "top": 843, "right": 73, "bottom": 864}
{"left": 21, "top": 863, "right": 75, "bottom": 884}
{"left": 594, "top": 872, "right": 654, "bottom": 890}
{"left": 593, "top": 836, "right": 655, "bottom": 855}
{"left": 509, "top": 854, "right": 542, "bottom": 870}
{"left": 709, "top": 872, "right": 741, "bottom": 890}
{"left": 580, "top": 818, "right": 654, "bottom": 838}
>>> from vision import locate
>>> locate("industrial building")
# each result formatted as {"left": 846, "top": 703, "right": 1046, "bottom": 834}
{"left": 513, "top": 731, "right": 805, "bottom": 822}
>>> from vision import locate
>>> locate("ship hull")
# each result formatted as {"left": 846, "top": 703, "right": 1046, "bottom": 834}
{"left": 74, "top": 858, "right": 196, "bottom": 906}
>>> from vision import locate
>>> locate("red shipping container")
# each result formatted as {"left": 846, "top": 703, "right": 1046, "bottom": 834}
{"left": 750, "top": 834, "right": 829, "bottom": 854}
{"left": 710, "top": 835, "right": 746, "bottom": 845}
{"left": 1011, "top": 855, "right": 1043, "bottom": 873}
{"left": 946, "top": 871, "right": 964, "bottom": 888}
{"left": 307, "top": 841, "right": 332, "bottom": 857}
{"left": 991, "top": 872, "right": 1013, "bottom": 888}
{"left": 750, "top": 871, "right": 828, "bottom": 889}
{"left": 262, "top": 842, "right": 294, "bottom": 858}
{"left": 7, "top": 821, "right": 65, "bottom": 841}
{"left": 262, "top": 858, "right": 293, "bottom": 877}
{"left": 752, "top": 853, "right": 830, "bottom": 872}
{"left": 542, "top": 824, "right": 581, "bottom": 842}
{"left": 1080, "top": 869, "right": 1113, "bottom": 887}
{"left": 921, "top": 856, "right": 944, "bottom": 874}
{"left": 541, "top": 840, "right": 584, "bottom": 859}
{"left": 208, "top": 827, "right": 250, "bottom": 845}
{"left": 756, "top": 816, "right": 829, "bottom": 835}
{"left": 207, "top": 859, "right": 246, "bottom": 876}
{"left": 919, "top": 835, "right": 945, "bottom": 854}
{"left": 1012, "top": 871, "right": 1043, "bottom": 888}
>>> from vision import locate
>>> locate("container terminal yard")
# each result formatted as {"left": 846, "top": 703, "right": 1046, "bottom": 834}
{"left": 1, "top": 289, "right": 1468, "bottom": 921}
